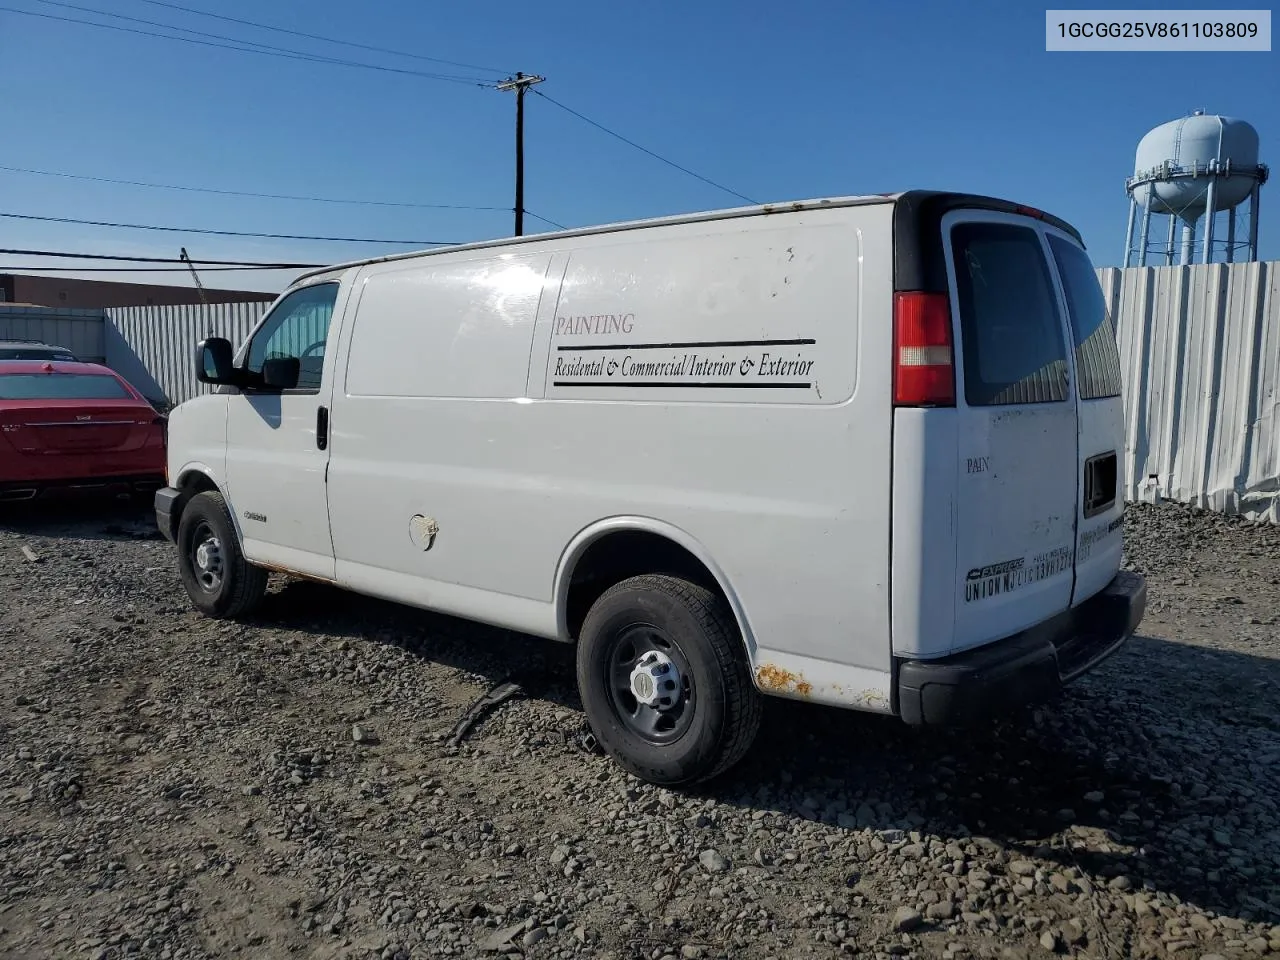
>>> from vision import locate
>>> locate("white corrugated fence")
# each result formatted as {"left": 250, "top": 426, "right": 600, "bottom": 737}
{"left": 0, "top": 305, "right": 107, "bottom": 362}
{"left": 1103, "top": 260, "right": 1279, "bottom": 524}
{"left": 105, "top": 302, "right": 269, "bottom": 410}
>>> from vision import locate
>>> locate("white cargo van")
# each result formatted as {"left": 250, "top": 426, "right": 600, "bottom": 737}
{"left": 156, "top": 191, "right": 1146, "bottom": 786}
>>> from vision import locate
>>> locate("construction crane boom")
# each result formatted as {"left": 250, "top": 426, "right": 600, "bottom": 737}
{"left": 179, "top": 247, "right": 209, "bottom": 305}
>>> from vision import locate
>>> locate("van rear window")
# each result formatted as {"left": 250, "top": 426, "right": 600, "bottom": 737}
{"left": 950, "top": 222, "right": 1070, "bottom": 407}
{"left": 1048, "top": 234, "right": 1124, "bottom": 400}
{"left": 0, "top": 373, "right": 132, "bottom": 400}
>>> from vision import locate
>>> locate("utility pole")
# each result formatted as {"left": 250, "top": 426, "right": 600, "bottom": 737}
{"left": 497, "top": 72, "right": 544, "bottom": 236}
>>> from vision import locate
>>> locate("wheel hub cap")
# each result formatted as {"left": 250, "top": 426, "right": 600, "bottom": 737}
{"left": 628, "top": 650, "right": 681, "bottom": 710}
{"left": 195, "top": 539, "right": 220, "bottom": 572}
{"left": 192, "top": 533, "right": 223, "bottom": 590}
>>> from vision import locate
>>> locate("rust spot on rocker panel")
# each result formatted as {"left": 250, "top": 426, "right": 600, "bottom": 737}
{"left": 255, "top": 562, "right": 337, "bottom": 587}
{"left": 755, "top": 663, "right": 813, "bottom": 698}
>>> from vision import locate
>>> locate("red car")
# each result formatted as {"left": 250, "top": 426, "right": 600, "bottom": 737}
{"left": 0, "top": 360, "right": 166, "bottom": 503}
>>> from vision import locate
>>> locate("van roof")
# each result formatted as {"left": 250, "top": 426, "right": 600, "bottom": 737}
{"left": 291, "top": 190, "right": 1084, "bottom": 287}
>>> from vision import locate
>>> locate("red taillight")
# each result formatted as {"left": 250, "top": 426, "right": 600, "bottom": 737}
{"left": 893, "top": 292, "right": 955, "bottom": 407}
{"left": 1014, "top": 204, "right": 1045, "bottom": 220}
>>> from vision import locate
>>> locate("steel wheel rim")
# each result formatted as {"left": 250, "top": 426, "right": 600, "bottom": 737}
{"left": 190, "top": 521, "right": 224, "bottom": 593}
{"left": 605, "top": 622, "right": 695, "bottom": 744}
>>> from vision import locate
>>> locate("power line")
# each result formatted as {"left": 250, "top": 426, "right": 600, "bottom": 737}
{"left": 11, "top": 7, "right": 749, "bottom": 215}
{"left": 0, "top": 264, "right": 304, "bottom": 273}
{"left": 30, "top": 0, "right": 498, "bottom": 85}
{"left": 0, "top": 211, "right": 456, "bottom": 245}
{"left": 524, "top": 210, "right": 568, "bottom": 230}
{"left": 136, "top": 0, "right": 512, "bottom": 76}
{"left": 0, "top": 163, "right": 570, "bottom": 231}
{"left": 0, "top": 248, "right": 325, "bottom": 267}
{"left": 3, "top": 5, "right": 497, "bottom": 87}
{"left": 0, "top": 163, "right": 508, "bottom": 212}
{"left": 532, "top": 91, "right": 757, "bottom": 205}
{"left": 33, "top": 0, "right": 348, "bottom": 59}
{"left": 13, "top": 8, "right": 740, "bottom": 218}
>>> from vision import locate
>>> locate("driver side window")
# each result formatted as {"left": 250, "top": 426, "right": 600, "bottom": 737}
{"left": 245, "top": 282, "right": 339, "bottom": 393}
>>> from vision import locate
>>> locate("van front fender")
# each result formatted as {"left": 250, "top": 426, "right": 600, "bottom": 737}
{"left": 160, "top": 464, "right": 229, "bottom": 538}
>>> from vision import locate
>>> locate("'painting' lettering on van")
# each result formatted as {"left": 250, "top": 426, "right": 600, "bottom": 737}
{"left": 555, "top": 313, "right": 635, "bottom": 336}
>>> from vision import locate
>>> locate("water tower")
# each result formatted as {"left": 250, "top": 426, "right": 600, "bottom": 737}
{"left": 1123, "top": 112, "right": 1268, "bottom": 267}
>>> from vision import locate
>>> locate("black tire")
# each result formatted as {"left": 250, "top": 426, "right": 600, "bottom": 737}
{"left": 576, "top": 574, "right": 762, "bottom": 787}
{"left": 175, "top": 490, "right": 268, "bottom": 619}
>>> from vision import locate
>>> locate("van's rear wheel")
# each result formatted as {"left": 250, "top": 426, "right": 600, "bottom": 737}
{"left": 576, "top": 574, "right": 761, "bottom": 786}
{"left": 176, "top": 490, "right": 268, "bottom": 619}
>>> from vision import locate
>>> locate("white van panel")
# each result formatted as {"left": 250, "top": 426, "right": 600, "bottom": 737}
{"left": 166, "top": 401, "right": 227, "bottom": 493}
{"left": 326, "top": 247, "right": 565, "bottom": 601}
{"left": 889, "top": 408, "right": 958, "bottom": 657}
{"left": 323, "top": 204, "right": 899, "bottom": 694}
{"left": 345, "top": 253, "right": 556, "bottom": 400}
{"left": 543, "top": 220, "right": 857, "bottom": 405}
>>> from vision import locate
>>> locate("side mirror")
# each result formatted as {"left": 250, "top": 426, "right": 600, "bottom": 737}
{"left": 261, "top": 356, "right": 300, "bottom": 391}
{"left": 196, "top": 338, "right": 235, "bottom": 385}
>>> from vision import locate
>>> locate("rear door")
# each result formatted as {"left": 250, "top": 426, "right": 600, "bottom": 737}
{"left": 942, "top": 211, "right": 1079, "bottom": 652}
{"left": 1044, "top": 229, "right": 1126, "bottom": 605}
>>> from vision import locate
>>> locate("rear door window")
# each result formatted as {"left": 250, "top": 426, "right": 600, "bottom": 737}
{"left": 1048, "top": 234, "right": 1123, "bottom": 400}
{"left": 0, "top": 374, "right": 132, "bottom": 400}
{"left": 950, "top": 222, "right": 1070, "bottom": 407}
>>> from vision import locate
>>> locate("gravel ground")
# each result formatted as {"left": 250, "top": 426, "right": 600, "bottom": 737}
{"left": 1, "top": 498, "right": 1278, "bottom": 960}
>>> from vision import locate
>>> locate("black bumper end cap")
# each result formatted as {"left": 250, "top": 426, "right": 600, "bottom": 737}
{"left": 154, "top": 486, "right": 182, "bottom": 543}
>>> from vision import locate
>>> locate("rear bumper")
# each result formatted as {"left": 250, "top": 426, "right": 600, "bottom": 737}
{"left": 896, "top": 570, "right": 1147, "bottom": 726}
{"left": 155, "top": 486, "right": 182, "bottom": 543}
{"left": 0, "top": 473, "right": 164, "bottom": 503}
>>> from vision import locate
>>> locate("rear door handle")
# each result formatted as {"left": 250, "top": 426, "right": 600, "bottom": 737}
{"left": 316, "top": 405, "right": 329, "bottom": 451}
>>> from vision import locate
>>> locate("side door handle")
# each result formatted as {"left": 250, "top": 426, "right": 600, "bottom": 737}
{"left": 316, "top": 405, "right": 329, "bottom": 451}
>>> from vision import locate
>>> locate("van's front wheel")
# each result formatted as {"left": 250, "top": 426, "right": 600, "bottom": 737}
{"left": 576, "top": 574, "right": 761, "bottom": 787}
{"left": 176, "top": 490, "right": 268, "bottom": 619}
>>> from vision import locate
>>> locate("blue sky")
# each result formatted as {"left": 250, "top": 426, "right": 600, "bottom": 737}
{"left": 0, "top": 0, "right": 1276, "bottom": 293}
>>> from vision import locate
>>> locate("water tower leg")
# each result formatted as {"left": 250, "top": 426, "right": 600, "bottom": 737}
{"left": 1165, "top": 215, "right": 1176, "bottom": 265}
{"left": 1247, "top": 182, "right": 1261, "bottom": 262}
{"left": 1123, "top": 200, "right": 1138, "bottom": 268}
{"left": 1226, "top": 208, "right": 1237, "bottom": 264}
{"left": 1180, "top": 220, "right": 1196, "bottom": 266}
{"left": 1202, "top": 180, "right": 1217, "bottom": 264}
{"left": 1138, "top": 205, "right": 1152, "bottom": 266}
